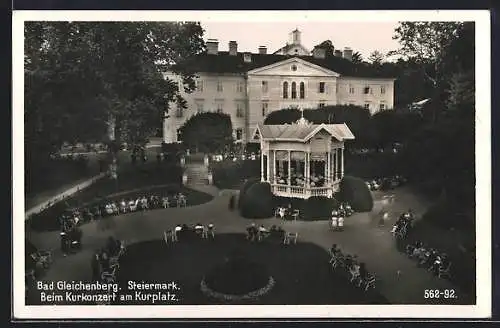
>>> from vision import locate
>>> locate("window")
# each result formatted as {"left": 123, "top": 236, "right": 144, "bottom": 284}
{"left": 236, "top": 102, "right": 244, "bottom": 117}
{"left": 291, "top": 64, "right": 297, "bottom": 71}
{"left": 176, "top": 129, "right": 182, "bottom": 141}
{"left": 196, "top": 80, "right": 204, "bottom": 92}
{"left": 196, "top": 102, "right": 204, "bottom": 113}
{"left": 319, "top": 82, "right": 325, "bottom": 93}
{"left": 175, "top": 106, "right": 184, "bottom": 118}
{"left": 364, "top": 103, "right": 370, "bottom": 110}
{"left": 379, "top": 103, "right": 386, "bottom": 111}
{"left": 237, "top": 81, "right": 244, "bottom": 93}
{"left": 299, "top": 82, "right": 305, "bottom": 99}
{"left": 262, "top": 102, "right": 269, "bottom": 117}
{"left": 262, "top": 81, "right": 268, "bottom": 93}
{"left": 349, "top": 85, "right": 355, "bottom": 94}
{"left": 364, "top": 86, "right": 370, "bottom": 94}
{"left": 283, "top": 82, "right": 289, "bottom": 99}
{"left": 216, "top": 102, "right": 224, "bottom": 113}
{"left": 381, "top": 85, "right": 386, "bottom": 94}
{"left": 235, "top": 128, "right": 243, "bottom": 140}
{"left": 318, "top": 102, "right": 325, "bottom": 108}
{"left": 217, "top": 81, "right": 223, "bottom": 92}
{"left": 291, "top": 82, "right": 297, "bottom": 99}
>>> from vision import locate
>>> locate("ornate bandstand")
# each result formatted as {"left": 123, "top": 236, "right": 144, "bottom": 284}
{"left": 253, "top": 114, "right": 355, "bottom": 199}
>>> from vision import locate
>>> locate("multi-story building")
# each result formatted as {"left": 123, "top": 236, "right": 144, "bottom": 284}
{"left": 163, "top": 29, "right": 395, "bottom": 144}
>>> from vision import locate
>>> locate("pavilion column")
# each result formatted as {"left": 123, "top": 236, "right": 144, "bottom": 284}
{"left": 305, "top": 151, "right": 310, "bottom": 187}
{"left": 287, "top": 150, "right": 291, "bottom": 186}
{"left": 335, "top": 148, "right": 339, "bottom": 180}
{"left": 266, "top": 150, "right": 270, "bottom": 182}
{"left": 260, "top": 150, "right": 265, "bottom": 182}
{"left": 326, "top": 151, "right": 331, "bottom": 185}
{"left": 303, "top": 151, "right": 307, "bottom": 181}
{"left": 340, "top": 147, "right": 344, "bottom": 178}
{"left": 273, "top": 150, "right": 276, "bottom": 184}
{"left": 324, "top": 153, "right": 328, "bottom": 182}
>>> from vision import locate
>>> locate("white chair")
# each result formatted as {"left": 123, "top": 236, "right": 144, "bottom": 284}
{"left": 163, "top": 230, "right": 175, "bottom": 245}
{"left": 363, "top": 274, "right": 376, "bottom": 291}
{"left": 31, "top": 250, "right": 53, "bottom": 269}
{"left": 101, "top": 263, "right": 119, "bottom": 283}
{"left": 283, "top": 232, "right": 298, "bottom": 245}
{"left": 292, "top": 209, "right": 300, "bottom": 221}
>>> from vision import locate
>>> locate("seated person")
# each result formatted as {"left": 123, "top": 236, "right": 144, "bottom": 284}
{"left": 194, "top": 223, "right": 204, "bottom": 233}
{"left": 258, "top": 225, "right": 268, "bottom": 233}
{"left": 338, "top": 216, "right": 345, "bottom": 228}
{"left": 278, "top": 207, "right": 286, "bottom": 219}
{"left": 141, "top": 196, "right": 148, "bottom": 208}
{"left": 162, "top": 196, "right": 170, "bottom": 208}
{"left": 120, "top": 199, "right": 127, "bottom": 211}
{"left": 208, "top": 223, "right": 214, "bottom": 230}
{"left": 330, "top": 244, "right": 339, "bottom": 256}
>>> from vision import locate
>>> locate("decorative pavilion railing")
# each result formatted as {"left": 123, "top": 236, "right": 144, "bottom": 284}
{"left": 270, "top": 182, "right": 340, "bottom": 199}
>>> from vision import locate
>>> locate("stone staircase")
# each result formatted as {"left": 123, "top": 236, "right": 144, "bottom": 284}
{"left": 184, "top": 163, "right": 209, "bottom": 186}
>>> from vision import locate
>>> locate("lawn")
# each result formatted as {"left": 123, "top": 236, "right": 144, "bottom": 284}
{"left": 26, "top": 161, "right": 214, "bottom": 232}
{"left": 113, "top": 234, "right": 388, "bottom": 305}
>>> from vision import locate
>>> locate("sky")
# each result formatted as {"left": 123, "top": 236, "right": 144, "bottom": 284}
{"left": 199, "top": 21, "right": 401, "bottom": 60}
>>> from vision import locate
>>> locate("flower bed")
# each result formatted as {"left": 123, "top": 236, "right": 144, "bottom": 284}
{"left": 201, "top": 257, "right": 274, "bottom": 301}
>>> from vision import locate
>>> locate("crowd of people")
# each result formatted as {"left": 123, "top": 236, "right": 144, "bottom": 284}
{"left": 164, "top": 223, "right": 216, "bottom": 244}
{"left": 331, "top": 202, "right": 354, "bottom": 231}
{"left": 329, "top": 244, "right": 376, "bottom": 292}
{"left": 366, "top": 175, "right": 407, "bottom": 191}
{"left": 58, "top": 192, "right": 188, "bottom": 227}
{"left": 405, "top": 242, "right": 452, "bottom": 279}
{"left": 390, "top": 210, "right": 415, "bottom": 240}
{"left": 246, "top": 223, "right": 287, "bottom": 243}
{"left": 275, "top": 172, "right": 326, "bottom": 188}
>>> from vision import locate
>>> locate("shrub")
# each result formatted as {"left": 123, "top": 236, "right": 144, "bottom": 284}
{"left": 301, "top": 196, "right": 339, "bottom": 220}
{"left": 422, "top": 197, "right": 474, "bottom": 230}
{"left": 239, "top": 182, "right": 274, "bottom": 218}
{"left": 237, "top": 177, "right": 260, "bottom": 209}
{"left": 339, "top": 176, "right": 373, "bottom": 212}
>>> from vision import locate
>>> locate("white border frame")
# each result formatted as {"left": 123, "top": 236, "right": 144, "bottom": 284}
{"left": 12, "top": 10, "right": 491, "bottom": 319}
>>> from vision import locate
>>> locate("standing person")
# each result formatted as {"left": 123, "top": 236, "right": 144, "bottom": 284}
{"left": 91, "top": 252, "right": 100, "bottom": 281}
{"left": 229, "top": 195, "right": 235, "bottom": 210}
{"left": 331, "top": 210, "right": 338, "bottom": 231}
{"left": 60, "top": 229, "right": 69, "bottom": 257}
{"left": 338, "top": 215, "right": 345, "bottom": 231}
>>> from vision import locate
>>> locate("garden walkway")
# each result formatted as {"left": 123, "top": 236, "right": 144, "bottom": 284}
{"left": 26, "top": 181, "right": 468, "bottom": 304}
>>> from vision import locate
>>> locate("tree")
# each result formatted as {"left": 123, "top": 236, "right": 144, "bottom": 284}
{"left": 368, "top": 50, "right": 385, "bottom": 65}
{"left": 178, "top": 112, "right": 233, "bottom": 153}
{"left": 391, "top": 22, "right": 463, "bottom": 88}
{"left": 314, "top": 40, "right": 335, "bottom": 56}
{"left": 351, "top": 51, "right": 364, "bottom": 64}
{"left": 24, "top": 22, "right": 205, "bottom": 161}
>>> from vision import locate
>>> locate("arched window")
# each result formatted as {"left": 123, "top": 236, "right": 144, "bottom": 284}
{"left": 291, "top": 82, "right": 297, "bottom": 99}
{"left": 299, "top": 82, "right": 305, "bottom": 99}
{"left": 283, "top": 82, "right": 289, "bottom": 99}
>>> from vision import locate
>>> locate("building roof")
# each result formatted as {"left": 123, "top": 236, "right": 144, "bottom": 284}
{"left": 174, "top": 52, "right": 396, "bottom": 78}
{"left": 255, "top": 122, "right": 355, "bottom": 142}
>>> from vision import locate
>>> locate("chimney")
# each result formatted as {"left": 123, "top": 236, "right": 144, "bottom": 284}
{"left": 334, "top": 50, "right": 342, "bottom": 57}
{"left": 312, "top": 46, "right": 326, "bottom": 59}
{"left": 206, "top": 39, "right": 219, "bottom": 55}
{"left": 258, "top": 46, "right": 267, "bottom": 54}
{"left": 243, "top": 52, "right": 252, "bottom": 63}
{"left": 343, "top": 47, "right": 353, "bottom": 61}
{"left": 229, "top": 41, "right": 238, "bottom": 56}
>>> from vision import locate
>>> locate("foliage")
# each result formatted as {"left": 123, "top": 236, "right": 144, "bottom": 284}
{"left": 368, "top": 50, "right": 385, "bottom": 65}
{"left": 24, "top": 21, "right": 205, "bottom": 168}
{"left": 338, "top": 176, "right": 373, "bottom": 212}
{"left": 239, "top": 182, "right": 274, "bottom": 218}
{"left": 314, "top": 40, "right": 335, "bottom": 56}
{"left": 301, "top": 196, "right": 339, "bottom": 220}
{"left": 212, "top": 161, "right": 260, "bottom": 190}
{"left": 390, "top": 21, "right": 463, "bottom": 88}
{"left": 237, "top": 177, "right": 261, "bottom": 208}
{"left": 370, "top": 110, "right": 424, "bottom": 148}
{"left": 178, "top": 112, "right": 234, "bottom": 153}
{"left": 351, "top": 51, "right": 364, "bottom": 64}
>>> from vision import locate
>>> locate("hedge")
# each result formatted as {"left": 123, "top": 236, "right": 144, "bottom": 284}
{"left": 339, "top": 176, "right": 373, "bottom": 212}
{"left": 239, "top": 182, "right": 274, "bottom": 218}
{"left": 301, "top": 196, "right": 339, "bottom": 220}
{"left": 211, "top": 160, "right": 260, "bottom": 190}
{"left": 237, "top": 177, "right": 261, "bottom": 209}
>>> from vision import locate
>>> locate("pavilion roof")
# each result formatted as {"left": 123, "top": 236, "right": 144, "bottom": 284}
{"left": 255, "top": 122, "right": 355, "bottom": 142}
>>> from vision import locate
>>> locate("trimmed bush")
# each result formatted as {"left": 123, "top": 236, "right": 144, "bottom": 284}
{"left": 237, "top": 177, "right": 260, "bottom": 209}
{"left": 239, "top": 182, "right": 274, "bottom": 218}
{"left": 211, "top": 160, "right": 260, "bottom": 190}
{"left": 339, "top": 176, "right": 373, "bottom": 212}
{"left": 301, "top": 196, "right": 339, "bottom": 220}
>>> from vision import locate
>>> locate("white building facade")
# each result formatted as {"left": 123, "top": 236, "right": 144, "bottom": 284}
{"left": 163, "top": 30, "right": 395, "bottom": 144}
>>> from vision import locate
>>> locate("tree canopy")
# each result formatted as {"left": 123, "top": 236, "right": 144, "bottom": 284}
{"left": 24, "top": 21, "right": 205, "bottom": 159}
{"left": 178, "top": 112, "right": 234, "bottom": 153}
